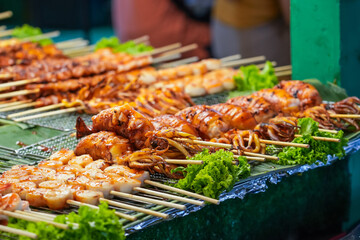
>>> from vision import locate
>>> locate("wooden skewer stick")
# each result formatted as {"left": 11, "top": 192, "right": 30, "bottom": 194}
{"left": 63, "top": 45, "right": 95, "bottom": 55}
{"left": 0, "top": 29, "right": 13, "bottom": 38}
{"left": 136, "top": 42, "right": 181, "bottom": 57}
{"left": 0, "top": 78, "right": 40, "bottom": 90}
{"left": 165, "top": 159, "right": 203, "bottom": 165}
{"left": 220, "top": 54, "right": 241, "bottom": 63}
{"left": 318, "top": 129, "right": 338, "bottom": 134}
{"left": 294, "top": 134, "right": 340, "bottom": 142}
{"left": 158, "top": 44, "right": 198, "bottom": 58}
{"left": 100, "top": 198, "right": 169, "bottom": 219}
{"left": 275, "top": 70, "right": 292, "bottom": 77}
{"left": 0, "top": 73, "right": 13, "bottom": 80}
{"left": 235, "top": 155, "right": 265, "bottom": 162}
{"left": 144, "top": 180, "right": 220, "bottom": 205}
{"left": 0, "top": 89, "right": 39, "bottom": 100}
{"left": 175, "top": 138, "right": 310, "bottom": 149}
{"left": 245, "top": 138, "right": 309, "bottom": 148}
{"left": 16, "top": 210, "right": 55, "bottom": 221}
{"left": 0, "top": 100, "right": 31, "bottom": 109}
{"left": 152, "top": 53, "right": 181, "bottom": 64}
{"left": 14, "top": 106, "right": 85, "bottom": 122}
{"left": 0, "top": 210, "right": 68, "bottom": 229}
{"left": 330, "top": 114, "right": 360, "bottom": 119}
{"left": 0, "top": 25, "right": 7, "bottom": 31}
{"left": 158, "top": 56, "right": 199, "bottom": 68}
{"left": 8, "top": 103, "right": 65, "bottom": 118}
{"left": 21, "top": 210, "right": 56, "bottom": 220}
{"left": 134, "top": 187, "right": 204, "bottom": 206}
{"left": 221, "top": 56, "right": 266, "bottom": 68}
{"left": 55, "top": 38, "right": 88, "bottom": 48}
{"left": 131, "top": 35, "right": 149, "bottom": 44}
{"left": 0, "top": 11, "right": 13, "bottom": 20}
{"left": 66, "top": 200, "right": 136, "bottom": 221}
{"left": 255, "top": 61, "right": 277, "bottom": 69}
{"left": 0, "top": 224, "right": 37, "bottom": 239}
{"left": 21, "top": 31, "right": 60, "bottom": 42}
{"left": 111, "top": 191, "right": 186, "bottom": 210}
{"left": 274, "top": 65, "right": 292, "bottom": 72}
{"left": 0, "top": 102, "right": 37, "bottom": 112}
{"left": 242, "top": 151, "right": 279, "bottom": 160}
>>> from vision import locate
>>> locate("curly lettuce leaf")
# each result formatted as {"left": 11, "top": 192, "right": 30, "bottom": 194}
{"left": 95, "top": 36, "right": 153, "bottom": 54}
{"left": 6, "top": 202, "right": 125, "bottom": 240}
{"left": 233, "top": 61, "right": 278, "bottom": 91}
{"left": 269, "top": 118, "right": 348, "bottom": 165}
{"left": 175, "top": 149, "right": 250, "bottom": 199}
{"left": 12, "top": 24, "right": 53, "bottom": 46}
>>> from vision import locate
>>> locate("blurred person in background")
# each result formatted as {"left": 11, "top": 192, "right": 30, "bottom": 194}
{"left": 212, "top": 0, "right": 290, "bottom": 65}
{"left": 112, "top": 0, "right": 213, "bottom": 59}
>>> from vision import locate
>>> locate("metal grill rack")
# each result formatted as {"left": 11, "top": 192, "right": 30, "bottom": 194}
{"left": 0, "top": 91, "right": 230, "bottom": 131}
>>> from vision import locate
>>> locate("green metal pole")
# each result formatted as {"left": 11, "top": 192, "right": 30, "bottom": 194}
{"left": 291, "top": 0, "right": 341, "bottom": 85}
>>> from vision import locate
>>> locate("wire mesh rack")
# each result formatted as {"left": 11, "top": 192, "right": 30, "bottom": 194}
{"left": 0, "top": 91, "right": 230, "bottom": 132}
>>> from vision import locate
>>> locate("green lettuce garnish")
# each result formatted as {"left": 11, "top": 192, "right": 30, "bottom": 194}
{"left": 95, "top": 36, "right": 153, "bottom": 54}
{"left": 174, "top": 149, "right": 250, "bottom": 199}
{"left": 7, "top": 202, "right": 125, "bottom": 240}
{"left": 233, "top": 61, "right": 278, "bottom": 91}
{"left": 12, "top": 24, "right": 53, "bottom": 46}
{"left": 267, "top": 118, "right": 348, "bottom": 165}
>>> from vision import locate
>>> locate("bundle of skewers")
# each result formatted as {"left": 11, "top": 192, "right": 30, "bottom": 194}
{"left": 0, "top": 55, "right": 288, "bottom": 123}
{"left": 0, "top": 80, "right": 357, "bottom": 218}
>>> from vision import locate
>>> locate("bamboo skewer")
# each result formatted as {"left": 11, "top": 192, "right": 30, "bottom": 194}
{"left": 221, "top": 56, "right": 266, "bottom": 68}
{"left": 165, "top": 159, "right": 203, "bottom": 165}
{"left": 16, "top": 210, "right": 55, "bottom": 221}
{"left": 21, "top": 31, "right": 60, "bottom": 42}
{"left": 0, "top": 25, "right": 6, "bottom": 31}
{"left": 0, "top": 11, "right": 13, "bottom": 21}
{"left": 0, "top": 225, "right": 37, "bottom": 239}
{"left": 134, "top": 187, "right": 205, "bottom": 206}
{"left": 111, "top": 191, "right": 186, "bottom": 210}
{"left": 330, "top": 114, "right": 360, "bottom": 119}
{"left": 14, "top": 106, "right": 85, "bottom": 122}
{"left": 0, "top": 100, "right": 31, "bottom": 109}
{"left": 242, "top": 151, "right": 279, "bottom": 160}
{"left": 237, "top": 156, "right": 266, "bottom": 162}
{"left": 144, "top": 180, "right": 220, "bottom": 205}
{"left": 21, "top": 211, "right": 56, "bottom": 220}
{"left": 255, "top": 61, "right": 277, "bottom": 69}
{"left": 100, "top": 198, "right": 169, "bottom": 219}
{"left": 63, "top": 45, "right": 95, "bottom": 55}
{"left": 0, "top": 210, "right": 68, "bottom": 229}
{"left": 0, "top": 89, "right": 39, "bottom": 100}
{"left": 0, "top": 73, "right": 12, "bottom": 80}
{"left": 152, "top": 53, "right": 181, "bottom": 64}
{"left": 0, "top": 29, "right": 13, "bottom": 38}
{"left": 159, "top": 44, "right": 198, "bottom": 58}
{"left": 274, "top": 65, "right": 292, "bottom": 72}
{"left": 0, "top": 78, "right": 40, "bottom": 90}
{"left": 158, "top": 56, "right": 199, "bottom": 69}
{"left": 55, "top": 38, "right": 89, "bottom": 49}
{"left": 275, "top": 70, "right": 292, "bottom": 77}
{"left": 0, "top": 102, "right": 37, "bottom": 112}
{"left": 175, "top": 138, "right": 310, "bottom": 149}
{"left": 294, "top": 134, "right": 341, "bottom": 142}
{"left": 318, "top": 129, "right": 338, "bottom": 134}
{"left": 136, "top": 42, "right": 181, "bottom": 57}
{"left": 131, "top": 35, "right": 149, "bottom": 44}
{"left": 220, "top": 54, "right": 241, "bottom": 63}
{"left": 66, "top": 200, "right": 136, "bottom": 221}
{"left": 8, "top": 103, "right": 65, "bottom": 118}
